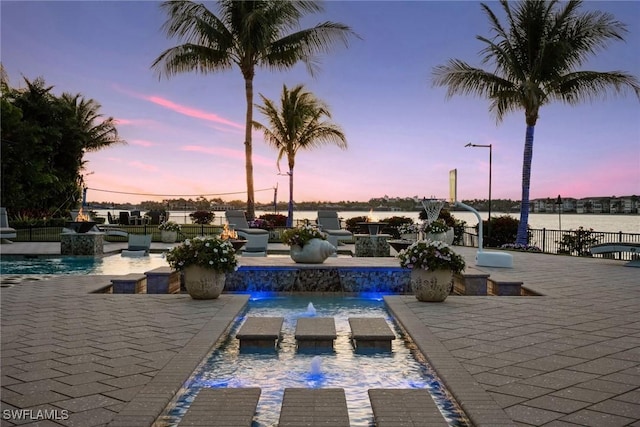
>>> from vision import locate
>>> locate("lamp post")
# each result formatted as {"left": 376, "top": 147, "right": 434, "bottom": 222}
{"left": 465, "top": 143, "right": 492, "bottom": 239}
{"left": 556, "top": 195, "right": 562, "bottom": 231}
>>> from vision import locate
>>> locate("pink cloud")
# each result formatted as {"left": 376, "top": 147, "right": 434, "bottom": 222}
{"left": 147, "top": 96, "right": 243, "bottom": 130}
{"left": 181, "top": 145, "right": 273, "bottom": 166}
{"left": 130, "top": 139, "right": 156, "bottom": 147}
{"left": 128, "top": 161, "right": 159, "bottom": 172}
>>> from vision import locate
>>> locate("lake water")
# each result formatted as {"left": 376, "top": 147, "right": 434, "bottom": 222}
{"left": 95, "top": 209, "right": 639, "bottom": 233}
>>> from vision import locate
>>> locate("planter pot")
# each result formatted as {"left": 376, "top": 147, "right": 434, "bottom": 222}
{"left": 410, "top": 269, "right": 453, "bottom": 302}
{"left": 183, "top": 265, "right": 225, "bottom": 299}
{"left": 290, "top": 238, "right": 336, "bottom": 264}
{"left": 161, "top": 230, "right": 178, "bottom": 243}
{"left": 423, "top": 228, "right": 454, "bottom": 245}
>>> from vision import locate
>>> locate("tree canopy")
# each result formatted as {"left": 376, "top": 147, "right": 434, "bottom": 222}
{"left": 1, "top": 72, "right": 124, "bottom": 218}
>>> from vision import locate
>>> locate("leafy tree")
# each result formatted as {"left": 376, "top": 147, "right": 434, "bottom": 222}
{"left": 1, "top": 74, "right": 124, "bottom": 217}
{"left": 432, "top": 0, "right": 640, "bottom": 245}
{"left": 152, "top": 0, "right": 356, "bottom": 220}
{"left": 254, "top": 84, "right": 347, "bottom": 227}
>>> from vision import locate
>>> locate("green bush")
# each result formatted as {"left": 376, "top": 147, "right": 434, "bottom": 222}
{"left": 345, "top": 216, "right": 368, "bottom": 233}
{"left": 259, "top": 214, "right": 287, "bottom": 227}
{"left": 381, "top": 216, "right": 414, "bottom": 238}
{"left": 189, "top": 210, "right": 215, "bottom": 224}
{"left": 478, "top": 215, "right": 519, "bottom": 247}
{"left": 557, "top": 227, "right": 601, "bottom": 256}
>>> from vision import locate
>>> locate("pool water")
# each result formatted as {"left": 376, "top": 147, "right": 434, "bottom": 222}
{"left": 158, "top": 295, "right": 469, "bottom": 427}
{"left": 0, "top": 254, "right": 169, "bottom": 275}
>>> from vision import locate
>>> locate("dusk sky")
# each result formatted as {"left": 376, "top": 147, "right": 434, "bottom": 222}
{"left": 2, "top": 1, "right": 639, "bottom": 205}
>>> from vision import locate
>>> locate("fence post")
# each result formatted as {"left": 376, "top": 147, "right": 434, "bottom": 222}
{"left": 542, "top": 228, "right": 546, "bottom": 253}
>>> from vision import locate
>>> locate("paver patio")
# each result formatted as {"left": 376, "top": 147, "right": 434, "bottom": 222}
{"left": 1, "top": 243, "right": 638, "bottom": 426}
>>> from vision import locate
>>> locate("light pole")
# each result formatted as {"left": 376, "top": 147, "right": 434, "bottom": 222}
{"left": 465, "top": 143, "right": 492, "bottom": 239}
{"left": 556, "top": 195, "right": 562, "bottom": 231}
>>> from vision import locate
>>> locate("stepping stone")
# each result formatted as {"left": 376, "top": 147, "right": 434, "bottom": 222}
{"left": 278, "top": 388, "right": 350, "bottom": 427}
{"left": 295, "top": 317, "right": 337, "bottom": 351}
{"left": 368, "top": 389, "right": 448, "bottom": 427}
{"left": 235, "top": 317, "right": 283, "bottom": 350}
{"left": 178, "top": 387, "right": 261, "bottom": 426}
{"left": 349, "top": 317, "right": 395, "bottom": 351}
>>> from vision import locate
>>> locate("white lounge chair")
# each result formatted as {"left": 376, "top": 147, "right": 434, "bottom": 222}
{"left": 225, "top": 210, "right": 269, "bottom": 256}
{"left": 121, "top": 234, "right": 152, "bottom": 257}
{"left": 317, "top": 211, "right": 352, "bottom": 249}
{"left": 0, "top": 208, "right": 17, "bottom": 243}
{"left": 590, "top": 242, "right": 640, "bottom": 267}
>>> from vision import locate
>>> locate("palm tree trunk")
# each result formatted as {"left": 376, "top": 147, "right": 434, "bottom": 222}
{"left": 516, "top": 125, "right": 535, "bottom": 245}
{"left": 287, "top": 168, "right": 294, "bottom": 227}
{"left": 244, "top": 75, "right": 255, "bottom": 221}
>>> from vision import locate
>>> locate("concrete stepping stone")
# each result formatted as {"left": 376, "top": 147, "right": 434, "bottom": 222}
{"left": 235, "top": 317, "right": 283, "bottom": 350}
{"left": 295, "top": 317, "right": 337, "bottom": 351}
{"left": 349, "top": 317, "right": 395, "bottom": 351}
{"left": 368, "top": 389, "right": 448, "bottom": 427}
{"left": 178, "top": 387, "right": 261, "bottom": 426}
{"left": 278, "top": 388, "right": 350, "bottom": 427}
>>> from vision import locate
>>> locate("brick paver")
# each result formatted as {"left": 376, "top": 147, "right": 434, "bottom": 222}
{"left": 1, "top": 243, "right": 639, "bottom": 426}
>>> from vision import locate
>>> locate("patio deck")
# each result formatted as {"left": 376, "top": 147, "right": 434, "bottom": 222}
{"left": 0, "top": 242, "right": 638, "bottom": 426}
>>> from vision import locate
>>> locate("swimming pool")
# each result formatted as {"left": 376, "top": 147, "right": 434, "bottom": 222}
{"left": 0, "top": 254, "right": 169, "bottom": 275}
{"left": 157, "top": 295, "right": 469, "bottom": 427}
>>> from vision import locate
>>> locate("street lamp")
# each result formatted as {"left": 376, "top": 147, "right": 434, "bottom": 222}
{"left": 465, "top": 143, "right": 492, "bottom": 239}
{"left": 556, "top": 195, "right": 562, "bottom": 231}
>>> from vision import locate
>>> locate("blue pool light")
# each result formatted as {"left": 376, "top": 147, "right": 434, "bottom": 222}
{"left": 357, "top": 291, "right": 392, "bottom": 301}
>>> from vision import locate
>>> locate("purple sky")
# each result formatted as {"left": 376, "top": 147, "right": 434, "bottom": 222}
{"left": 2, "top": 1, "right": 639, "bottom": 205}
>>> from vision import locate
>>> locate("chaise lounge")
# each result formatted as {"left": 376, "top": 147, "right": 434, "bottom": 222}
{"left": 317, "top": 211, "right": 352, "bottom": 250}
{"left": 121, "top": 234, "right": 152, "bottom": 257}
{"left": 225, "top": 210, "right": 269, "bottom": 256}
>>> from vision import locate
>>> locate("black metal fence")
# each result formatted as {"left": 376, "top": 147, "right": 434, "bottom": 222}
{"left": 8, "top": 224, "right": 639, "bottom": 261}
{"left": 460, "top": 227, "right": 640, "bottom": 261}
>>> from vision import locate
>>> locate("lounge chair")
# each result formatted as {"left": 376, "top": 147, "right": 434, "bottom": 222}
{"left": 121, "top": 234, "right": 152, "bottom": 257}
{"left": 317, "top": 211, "right": 352, "bottom": 249}
{"left": 590, "top": 242, "right": 640, "bottom": 267}
{"left": 225, "top": 210, "right": 269, "bottom": 256}
{"left": 0, "top": 208, "right": 17, "bottom": 243}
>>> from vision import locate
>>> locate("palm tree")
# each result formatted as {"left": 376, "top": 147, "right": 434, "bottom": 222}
{"left": 61, "top": 93, "right": 125, "bottom": 152}
{"left": 432, "top": 0, "right": 640, "bottom": 244}
{"left": 254, "top": 84, "right": 347, "bottom": 227}
{"left": 152, "top": 0, "right": 356, "bottom": 220}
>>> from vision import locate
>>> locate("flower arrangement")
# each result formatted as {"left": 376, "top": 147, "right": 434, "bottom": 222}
{"left": 166, "top": 235, "right": 238, "bottom": 272}
{"left": 281, "top": 224, "right": 326, "bottom": 247}
{"left": 500, "top": 243, "right": 542, "bottom": 252}
{"left": 158, "top": 221, "right": 181, "bottom": 232}
{"left": 397, "top": 240, "right": 466, "bottom": 274}
{"left": 397, "top": 223, "right": 420, "bottom": 235}
{"left": 249, "top": 218, "right": 274, "bottom": 230}
{"left": 422, "top": 219, "right": 450, "bottom": 234}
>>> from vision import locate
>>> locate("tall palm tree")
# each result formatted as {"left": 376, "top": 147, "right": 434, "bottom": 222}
{"left": 254, "top": 84, "right": 347, "bottom": 227}
{"left": 432, "top": 0, "right": 640, "bottom": 244}
{"left": 61, "top": 93, "right": 125, "bottom": 152}
{"left": 152, "top": 0, "right": 355, "bottom": 220}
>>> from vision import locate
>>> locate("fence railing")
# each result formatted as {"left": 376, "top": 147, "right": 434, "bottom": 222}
{"left": 7, "top": 225, "right": 639, "bottom": 261}
{"left": 460, "top": 227, "right": 640, "bottom": 261}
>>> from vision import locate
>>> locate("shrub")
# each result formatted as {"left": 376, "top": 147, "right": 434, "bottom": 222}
{"left": 478, "top": 215, "right": 520, "bottom": 247}
{"left": 190, "top": 210, "right": 215, "bottom": 224}
{"left": 260, "top": 214, "right": 287, "bottom": 227}
{"left": 381, "top": 216, "right": 414, "bottom": 238}
{"left": 345, "top": 216, "right": 368, "bottom": 233}
{"left": 557, "top": 227, "right": 601, "bottom": 256}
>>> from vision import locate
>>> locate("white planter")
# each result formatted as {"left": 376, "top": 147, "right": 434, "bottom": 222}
{"left": 423, "top": 228, "right": 454, "bottom": 245}
{"left": 410, "top": 269, "right": 453, "bottom": 302}
{"left": 183, "top": 265, "right": 225, "bottom": 299}
{"left": 290, "top": 238, "right": 336, "bottom": 264}
{"left": 161, "top": 230, "right": 177, "bottom": 243}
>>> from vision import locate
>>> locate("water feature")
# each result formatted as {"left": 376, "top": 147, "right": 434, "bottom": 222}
{"left": 156, "top": 295, "right": 469, "bottom": 427}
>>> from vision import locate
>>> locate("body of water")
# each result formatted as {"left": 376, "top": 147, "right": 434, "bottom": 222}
{"left": 95, "top": 209, "right": 639, "bottom": 233}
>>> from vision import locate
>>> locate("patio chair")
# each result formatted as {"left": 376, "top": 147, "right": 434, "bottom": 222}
{"left": 0, "top": 207, "right": 17, "bottom": 243}
{"left": 121, "top": 234, "right": 152, "bottom": 257}
{"left": 118, "top": 211, "right": 130, "bottom": 225}
{"left": 225, "top": 210, "right": 269, "bottom": 256}
{"left": 317, "top": 211, "right": 352, "bottom": 249}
